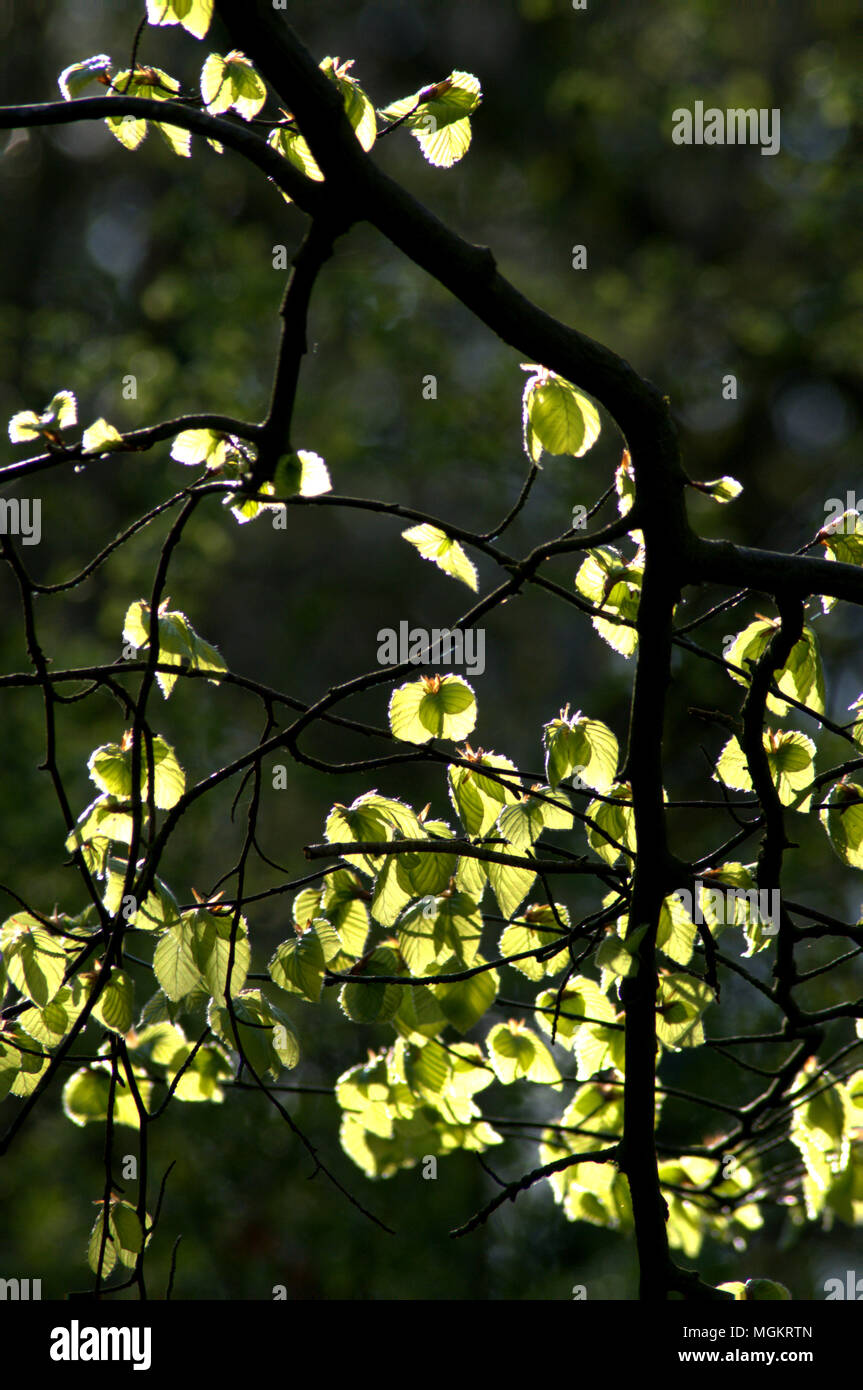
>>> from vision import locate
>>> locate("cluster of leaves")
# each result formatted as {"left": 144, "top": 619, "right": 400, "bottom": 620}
{"left": 8, "top": 391, "right": 124, "bottom": 456}
{"left": 4, "top": 566, "right": 857, "bottom": 1269}
{"left": 3, "top": 0, "right": 863, "bottom": 1299}
{"left": 57, "top": 3, "right": 482, "bottom": 181}
{"left": 6, "top": 342, "right": 863, "bottom": 1278}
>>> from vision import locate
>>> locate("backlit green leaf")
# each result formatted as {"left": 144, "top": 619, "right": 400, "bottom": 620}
{"left": 153, "top": 921, "right": 204, "bottom": 1001}
{"left": 521, "top": 366, "right": 601, "bottom": 463}
{"left": 88, "top": 1213, "right": 117, "bottom": 1277}
{"left": 543, "top": 709, "right": 619, "bottom": 791}
{"left": 0, "top": 915, "right": 67, "bottom": 1007}
{"left": 821, "top": 782, "right": 863, "bottom": 870}
{"left": 62, "top": 1062, "right": 152, "bottom": 1129}
{"left": 338, "top": 947, "right": 402, "bottom": 1024}
{"left": 92, "top": 969, "right": 135, "bottom": 1035}
{"left": 714, "top": 729, "right": 815, "bottom": 809}
{"left": 819, "top": 511, "right": 863, "bottom": 567}
{"left": 487, "top": 856, "right": 536, "bottom": 921}
{"left": 267, "top": 125, "right": 324, "bottom": 185}
{"left": 574, "top": 546, "right": 642, "bottom": 657}
{"left": 58, "top": 55, "right": 113, "bottom": 101}
{"left": 401, "top": 524, "right": 478, "bottom": 591}
{"left": 321, "top": 56, "right": 377, "bottom": 152}
{"left": 122, "top": 599, "right": 227, "bottom": 697}
{"left": 207, "top": 990, "right": 298, "bottom": 1077}
{"left": 269, "top": 449, "right": 332, "bottom": 499}
{"left": 487, "top": 1021, "right": 562, "bottom": 1087}
{"left": 9, "top": 390, "right": 77, "bottom": 442}
{"left": 724, "top": 620, "right": 825, "bottom": 717}
{"left": 389, "top": 675, "right": 477, "bottom": 744}
{"left": 269, "top": 923, "right": 332, "bottom": 1002}
{"left": 586, "top": 784, "right": 636, "bottom": 865}
{"left": 201, "top": 51, "right": 265, "bottom": 119}
{"left": 188, "top": 908, "right": 250, "bottom": 998}
{"left": 380, "top": 71, "right": 481, "bottom": 168}
{"left": 146, "top": 0, "right": 213, "bottom": 40}
{"left": 88, "top": 733, "right": 185, "bottom": 810}
{"left": 656, "top": 974, "right": 714, "bottom": 1049}
{"left": 433, "top": 961, "right": 498, "bottom": 1033}
{"left": 698, "top": 476, "right": 743, "bottom": 503}
{"left": 82, "top": 419, "right": 124, "bottom": 454}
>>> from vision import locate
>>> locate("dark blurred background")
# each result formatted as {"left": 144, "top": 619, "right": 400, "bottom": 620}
{"left": 0, "top": 0, "right": 861, "bottom": 1299}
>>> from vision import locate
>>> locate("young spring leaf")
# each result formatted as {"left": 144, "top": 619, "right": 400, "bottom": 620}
{"left": 338, "top": 946, "right": 402, "bottom": 1024}
{"left": 207, "top": 990, "right": 299, "bottom": 1077}
{"left": 272, "top": 449, "right": 331, "bottom": 498}
{"left": 170, "top": 428, "right": 234, "bottom": 468}
{"left": 8, "top": 390, "right": 77, "bottom": 443}
{"left": 742, "top": 1278, "right": 791, "bottom": 1301}
{"left": 693, "top": 476, "right": 743, "bottom": 504}
{"left": 188, "top": 907, "right": 251, "bottom": 999}
{"left": 87, "top": 1212, "right": 117, "bottom": 1278}
{"left": 433, "top": 963, "right": 499, "bottom": 1033}
{"left": 104, "top": 66, "right": 191, "bottom": 157}
{"left": 82, "top": 419, "right": 125, "bottom": 454}
{"left": 122, "top": 600, "right": 227, "bottom": 698}
{"left": 574, "top": 545, "right": 643, "bottom": 658}
{"left": 486, "top": 1021, "right": 562, "bottom": 1088}
{"left": 615, "top": 449, "right": 636, "bottom": 516}
{"left": 656, "top": 974, "right": 715, "bottom": 1049}
{"left": 153, "top": 921, "right": 205, "bottom": 1001}
{"left": 201, "top": 51, "right": 266, "bottom": 120}
{"left": 379, "top": 72, "right": 482, "bottom": 168}
{"left": 324, "top": 794, "right": 395, "bottom": 877}
{"left": 110, "top": 1201, "right": 145, "bottom": 1267}
{"left": 58, "top": 55, "right": 113, "bottom": 101}
{"left": 63, "top": 1062, "right": 153, "bottom": 1129}
{"left": 267, "top": 56, "right": 376, "bottom": 204}
{"left": 389, "top": 675, "right": 477, "bottom": 744}
{"left": 268, "top": 124, "right": 325, "bottom": 186}
{"left": 146, "top": 0, "right": 214, "bottom": 41}
{"left": 92, "top": 969, "right": 135, "bottom": 1035}
{"left": 819, "top": 510, "right": 863, "bottom": 567}
{"left": 724, "top": 620, "right": 825, "bottom": 717}
{"left": 87, "top": 733, "right": 185, "bottom": 810}
{"left": 0, "top": 914, "right": 67, "bottom": 1008}
{"left": 498, "top": 906, "right": 568, "bottom": 982}
{"left": 401, "top": 524, "right": 478, "bottom": 591}
{"left": 543, "top": 708, "right": 619, "bottom": 791}
{"left": 820, "top": 781, "right": 863, "bottom": 869}
{"left": 487, "top": 857, "right": 536, "bottom": 922}
{"left": 656, "top": 893, "right": 697, "bottom": 966}
{"left": 65, "top": 796, "right": 135, "bottom": 876}
{"left": 269, "top": 922, "right": 334, "bottom": 1002}
{"left": 714, "top": 729, "right": 815, "bottom": 810}
{"left": 521, "top": 366, "right": 601, "bottom": 463}
{"left": 586, "top": 784, "right": 636, "bottom": 865}
{"left": 497, "top": 789, "right": 572, "bottom": 850}
{"left": 321, "top": 57, "right": 377, "bottom": 152}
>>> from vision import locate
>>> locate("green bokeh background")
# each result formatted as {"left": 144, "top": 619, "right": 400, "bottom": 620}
{"left": 0, "top": 0, "right": 861, "bottom": 1298}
